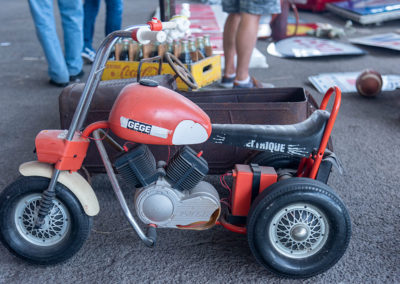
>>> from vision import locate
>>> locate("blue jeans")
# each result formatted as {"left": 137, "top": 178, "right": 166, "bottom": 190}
{"left": 28, "top": 0, "right": 83, "bottom": 83}
{"left": 83, "top": 0, "right": 123, "bottom": 51}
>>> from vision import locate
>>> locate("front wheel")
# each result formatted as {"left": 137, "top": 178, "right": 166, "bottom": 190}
{"left": 0, "top": 176, "right": 92, "bottom": 264}
{"left": 247, "top": 178, "right": 351, "bottom": 278}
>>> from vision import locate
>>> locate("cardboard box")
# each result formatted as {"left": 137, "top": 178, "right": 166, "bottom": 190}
{"left": 101, "top": 55, "right": 221, "bottom": 91}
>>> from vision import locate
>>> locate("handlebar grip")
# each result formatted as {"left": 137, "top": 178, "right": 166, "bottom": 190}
{"left": 161, "top": 21, "right": 177, "bottom": 30}
{"left": 146, "top": 224, "right": 157, "bottom": 247}
{"left": 131, "top": 27, "right": 166, "bottom": 44}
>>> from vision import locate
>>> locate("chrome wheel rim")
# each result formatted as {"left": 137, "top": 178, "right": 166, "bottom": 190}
{"left": 14, "top": 194, "right": 71, "bottom": 246}
{"left": 269, "top": 203, "right": 329, "bottom": 259}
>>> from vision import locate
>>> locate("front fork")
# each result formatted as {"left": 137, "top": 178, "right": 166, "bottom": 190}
{"left": 34, "top": 27, "right": 139, "bottom": 227}
{"left": 34, "top": 169, "right": 61, "bottom": 228}
{"left": 34, "top": 127, "right": 157, "bottom": 247}
{"left": 33, "top": 23, "right": 161, "bottom": 236}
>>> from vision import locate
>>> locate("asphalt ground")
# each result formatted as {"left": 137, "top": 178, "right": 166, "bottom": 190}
{"left": 0, "top": 0, "right": 399, "bottom": 283}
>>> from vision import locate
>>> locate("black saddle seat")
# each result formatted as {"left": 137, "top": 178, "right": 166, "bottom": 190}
{"left": 209, "top": 110, "right": 330, "bottom": 158}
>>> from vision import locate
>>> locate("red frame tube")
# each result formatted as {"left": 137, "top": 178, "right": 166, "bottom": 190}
{"left": 82, "top": 121, "right": 110, "bottom": 138}
{"left": 218, "top": 217, "right": 247, "bottom": 234}
{"left": 308, "top": 86, "right": 341, "bottom": 179}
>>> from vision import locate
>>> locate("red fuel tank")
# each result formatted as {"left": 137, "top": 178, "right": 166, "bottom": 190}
{"left": 108, "top": 80, "right": 212, "bottom": 145}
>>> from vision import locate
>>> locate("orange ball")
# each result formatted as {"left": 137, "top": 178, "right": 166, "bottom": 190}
{"left": 356, "top": 69, "right": 383, "bottom": 97}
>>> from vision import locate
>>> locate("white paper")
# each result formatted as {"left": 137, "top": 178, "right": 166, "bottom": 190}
{"left": 349, "top": 33, "right": 400, "bottom": 51}
{"left": 308, "top": 72, "right": 400, "bottom": 93}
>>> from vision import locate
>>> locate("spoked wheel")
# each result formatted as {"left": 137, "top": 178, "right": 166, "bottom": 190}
{"left": 247, "top": 178, "right": 351, "bottom": 278}
{"left": 165, "top": 52, "right": 198, "bottom": 89}
{"left": 0, "top": 176, "right": 92, "bottom": 264}
{"left": 14, "top": 193, "right": 71, "bottom": 246}
{"left": 269, "top": 203, "right": 329, "bottom": 259}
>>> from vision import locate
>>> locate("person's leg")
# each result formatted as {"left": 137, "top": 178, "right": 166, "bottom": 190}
{"left": 83, "top": 0, "right": 101, "bottom": 51}
{"left": 235, "top": 12, "right": 260, "bottom": 81}
{"left": 28, "top": 0, "right": 70, "bottom": 83}
{"left": 232, "top": 0, "right": 280, "bottom": 88}
{"left": 104, "top": 0, "right": 123, "bottom": 36}
{"left": 58, "top": 0, "right": 84, "bottom": 76}
{"left": 222, "top": 13, "right": 240, "bottom": 77}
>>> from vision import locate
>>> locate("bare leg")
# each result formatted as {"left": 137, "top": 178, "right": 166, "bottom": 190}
{"left": 235, "top": 12, "right": 261, "bottom": 81}
{"left": 223, "top": 13, "right": 240, "bottom": 76}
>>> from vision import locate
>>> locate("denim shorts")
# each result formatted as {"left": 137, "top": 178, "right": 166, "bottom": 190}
{"left": 222, "top": 0, "right": 281, "bottom": 15}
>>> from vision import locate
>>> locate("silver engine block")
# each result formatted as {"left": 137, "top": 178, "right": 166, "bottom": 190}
{"left": 134, "top": 178, "right": 220, "bottom": 229}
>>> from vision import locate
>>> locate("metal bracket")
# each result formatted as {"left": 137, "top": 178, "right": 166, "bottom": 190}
{"left": 137, "top": 55, "right": 163, "bottom": 82}
{"left": 250, "top": 163, "right": 261, "bottom": 203}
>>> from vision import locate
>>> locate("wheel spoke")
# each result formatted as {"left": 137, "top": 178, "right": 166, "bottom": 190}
{"left": 15, "top": 194, "right": 70, "bottom": 246}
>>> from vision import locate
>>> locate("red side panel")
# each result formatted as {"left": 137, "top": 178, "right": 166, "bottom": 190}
{"left": 35, "top": 130, "right": 90, "bottom": 171}
{"left": 231, "top": 164, "right": 277, "bottom": 217}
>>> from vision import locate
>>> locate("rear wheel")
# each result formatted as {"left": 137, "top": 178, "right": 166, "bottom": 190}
{"left": 0, "top": 176, "right": 92, "bottom": 264}
{"left": 247, "top": 178, "right": 351, "bottom": 278}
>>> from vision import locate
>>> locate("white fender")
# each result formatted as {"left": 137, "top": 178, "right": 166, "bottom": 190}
{"left": 19, "top": 161, "right": 100, "bottom": 216}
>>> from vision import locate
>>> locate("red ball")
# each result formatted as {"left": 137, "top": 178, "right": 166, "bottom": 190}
{"left": 356, "top": 69, "right": 383, "bottom": 97}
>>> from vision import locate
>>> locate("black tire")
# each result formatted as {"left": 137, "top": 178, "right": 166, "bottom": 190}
{"left": 0, "top": 176, "right": 93, "bottom": 265}
{"left": 251, "top": 152, "right": 302, "bottom": 169}
{"left": 247, "top": 177, "right": 351, "bottom": 278}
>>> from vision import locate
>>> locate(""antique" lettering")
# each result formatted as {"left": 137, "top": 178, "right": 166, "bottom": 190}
{"left": 245, "top": 140, "right": 286, "bottom": 153}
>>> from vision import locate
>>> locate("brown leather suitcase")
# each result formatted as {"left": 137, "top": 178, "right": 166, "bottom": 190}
{"left": 59, "top": 78, "right": 320, "bottom": 174}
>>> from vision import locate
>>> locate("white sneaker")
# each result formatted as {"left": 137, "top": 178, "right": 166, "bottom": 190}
{"left": 233, "top": 76, "right": 274, "bottom": 88}
{"left": 81, "top": 47, "right": 96, "bottom": 63}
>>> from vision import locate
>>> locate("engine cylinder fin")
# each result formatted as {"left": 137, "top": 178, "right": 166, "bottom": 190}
{"left": 166, "top": 146, "right": 208, "bottom": 191}
{"left": 114, "top": 144, "right": 158, "bottom": 187}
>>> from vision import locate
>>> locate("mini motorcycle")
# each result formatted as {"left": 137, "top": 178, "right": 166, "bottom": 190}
{"left": 0, "top": 19, "right": 351, "bottom": 278}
